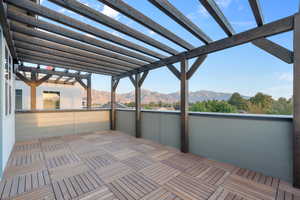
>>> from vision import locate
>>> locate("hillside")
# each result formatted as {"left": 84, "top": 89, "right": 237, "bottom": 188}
{"left": 89, "top": 89, "right": 245, "bottom": 104}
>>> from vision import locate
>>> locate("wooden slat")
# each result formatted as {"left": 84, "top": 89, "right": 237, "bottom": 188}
{"left": 97, "top": 0, "right": 194, "bottom": 50}
{"left": 249, "top": 0, "right": 264, "bottom": 26}
{"left": 199, "top": 0, "right": 235, "bottom": 36}
{"left": 6, "top": 0, "right": 163, "bottom": 60}
{"left": 13, "top": 32, "right": 140, "bottom": 69}
{"left": 149, "top": 0, "right": 212, "bottom": 44}
{"left": 116, "top": 15, "right": 294, "bottom": 78}
{"left": 15, "top": 41, "right": 134, "bottom": 71}
{"left": 10, "top": 22, "right": 147, "bottom": 66}
{"left": 7, "top": 10, "right": 154, "bottom": 64}
{"left": 48, "top": 0, "right": 177, "bottom": 56}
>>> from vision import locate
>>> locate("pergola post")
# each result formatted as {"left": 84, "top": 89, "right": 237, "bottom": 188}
{"left": 111, "top": 77, "right": 119, "bottom": 130}
{"left": 293, "top": 13, "right": 300, "bottom": 188}
{"left": 30, "top": 71, "right": 37, "bottom": 110}
{"left": 86, "top": 74, "right": 92, "bottom": 109}
{"left": 180, "top": 59, "right": 189, "bottom": 153}
{"left": 135, "top": 73, "right": 142, "bottom": 138}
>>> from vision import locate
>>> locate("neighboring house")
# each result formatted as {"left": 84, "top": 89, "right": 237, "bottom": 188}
{"left": 15, "top": 80, "right": 85, "bottom": 110}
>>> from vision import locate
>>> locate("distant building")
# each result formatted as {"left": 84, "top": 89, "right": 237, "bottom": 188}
{"left": 15, "top": 80, "right": 85, "bottom": 110}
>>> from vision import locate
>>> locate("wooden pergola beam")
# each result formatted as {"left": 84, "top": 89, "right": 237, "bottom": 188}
{"left": 48, "top": 0, "right": 177, "bottom": 56}
{"left": 18, "top": 66, "right": 89, "bottom": 79}
{"left": 249, "top": 0, "right": 264, "bottom": 26}
{"left": 19, "top": 57, "right": 118, "bottom": 76}
{"left": 0, "top": 1, "right": 17, "bottom": 59}
{"left": 97, "top": 0, "right": 194, "bottom": 50}
{"left": 187, "top": 55, "right": 207, "bottom": 79}
{"left": 13, "top": 32, "right": 140, "bottom": 69}
{"left": 6, "top": 0, "right": 163, "bottom": 60}
{"left": 167, "top": 65, "right": 180, "bottom": 80}
{"left": 15, "top": 41, "right": 133, "bottom": 71}
{"left": 7, "top": 11, "right": 154, "bottom": 64}
{"left": 111, "top": 77, "right": 119, "bottom": 130}
{"left": 116, "top": 15, "right": 294, "bottom": 78}
{"left": 199, "top": 0, "right": 235, "bottom": 36}
{"left": 293, "top": 13, "right": 300, "bottom": 188}
{"left": 35, "top": 74, "right": 52, "bottom": 87}
{"left": 252, "top": 38, "right": 294, "bottom": 64}
{"left": 17, "top": 49, "right": 125, "bottom": 74}
{"left": 10, "top": 22, "right": 147, "bottom": 66}
{"left": 180, "top": 59, "right": 189, "bottom": 153}
{"left": 75, "top": 77, "right": 87, "bottom": 89}
{"left": 64, "top": 77, "right": 74, "bottom": 84}
{"left": 149, "top": 0, "right": 212, "bottom": 44}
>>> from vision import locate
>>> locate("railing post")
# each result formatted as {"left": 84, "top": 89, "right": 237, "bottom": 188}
{"left": 180, "top": 59, "right": 189, "bottom": 153}
{"left": 87, "top": 74, "right": 92, "bottom": 109}
{"left": 30, "top": 71, "right": 37, "bottom": 110}
{"left": 293, "top": 13, "right": 300, "bottom": 188}
{"left": 111, "top": 77, "right": 117, "bottom": 130}
{"left": 135, "top": 73, "right": 141, "bottom": 138}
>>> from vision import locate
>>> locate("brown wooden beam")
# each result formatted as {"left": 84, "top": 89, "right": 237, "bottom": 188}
{"left": 111, "top": 77, "right": 119, "bottom": 130}
{"left": 75, "top": 77, "right": 87, "bottom": 89}
{"left": 48, "top": 0, "right": 177, "bottom": 56}
{"left": 116, "top": 15, "right": 294, "bottom": 79}
{"left": 13, "top": 32, "right": 140, "bottom": 69}
{"left": 187, "top": 55, "right": 207, "bottom": 79}
{"left": 0, "top": 1, "right": 17, "bottom": 58}
{"left": 6, "top": 0, "right": 162, "bottom": 60}
{"left": 167, "top": 64, "right": 181, "bottom": 80}
{"left": 87, "top": 74, "right": 92, "bottom": 109}
{"left": 135, "top": 73, "right": 141, "bottom": 138}
{"left": 98, "top": 0, "right": 194, "bottom": 50}
{"left": 293, "top": 13, "right": 300, "bottom": 188}
{"left": 180, "top": 59, "right": 189, "bottom": 153}
{"left": 10, "top": 22, "right": 147, "bottom": 66}
{"left": 35, "top": 74, "right": 52, "bottom": 87}
{"left": 30, "top": 71, "right": 37, "bottom": 110}
{"left": 248, "top": 0, "right": 264, "bottom": 26}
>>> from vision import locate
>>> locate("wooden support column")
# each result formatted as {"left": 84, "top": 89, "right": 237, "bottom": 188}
{"left": 30, "top": 71, "right": 37, "bottom": 110}
{"left": 293, "top": 13, "right": 300, "bottom": 188}
{"left": 87, "top": 74, "right": 92, "bottom": 109}
{"left": 135, "top": 73, "right": 142, "bottom": 138}
{"left": 180, "top": 59, "right": 189, "bottom": 153}
{"left": 111, "top": 77, "right": 119, "bottom": 130}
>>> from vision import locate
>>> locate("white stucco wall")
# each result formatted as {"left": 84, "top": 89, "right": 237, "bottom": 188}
{"left": 0, "top": 27, "right": 15, "bottom": 178}
{"left": 15, "top": 80, "right": 85, "bottom": 110}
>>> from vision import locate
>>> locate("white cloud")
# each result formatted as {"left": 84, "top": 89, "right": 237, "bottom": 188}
{"left": 279, "top": 72, "right": 293, "bottom": 82}
{"left": 101, "top": 5, "right": 120, "bottom": 20}
{"left": 263, "top": 85, "right": 292, "bottom": 99}
{"left": 215, "top": 0, "right": 232, "bottom": 8}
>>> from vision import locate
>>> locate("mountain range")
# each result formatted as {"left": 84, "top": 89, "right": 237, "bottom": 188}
{"left": 89, "top": 89, "right": 247, "bottom": 104}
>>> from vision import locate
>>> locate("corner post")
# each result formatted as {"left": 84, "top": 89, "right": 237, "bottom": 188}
{"left": 111, "top": 77, "right": 118, "bottom": 130}
{"left": 180, "top": 59, "right": 189, "bottom": 153}
{"left": 30, "top": 71, "right": 37, "bottom": 110}
{"left": 87, "top": 74, "right": 92, "bottom": 109}
{"left": 293, "top": 13, "right": 300, "bottom": 188}
{"left": 135, "top": 73, "right": 141, "bottom": 138}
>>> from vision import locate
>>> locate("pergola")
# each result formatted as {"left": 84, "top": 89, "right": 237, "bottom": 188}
{"left": 0, "top": 0, "right": 298, "bottom": 186}
{"left": 15, "top": 65, "right": 92, "bottom": 109}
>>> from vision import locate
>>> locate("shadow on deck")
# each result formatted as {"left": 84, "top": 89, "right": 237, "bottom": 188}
{"left": 0, "top": 131, "right": 299, "bottom": 200}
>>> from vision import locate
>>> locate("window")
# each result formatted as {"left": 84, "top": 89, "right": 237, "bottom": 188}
{"left": 43, "top": 91, "right": 60, "bottom": 110}
{"left": 15, "top": 89, "right": 23, "bottom": 110}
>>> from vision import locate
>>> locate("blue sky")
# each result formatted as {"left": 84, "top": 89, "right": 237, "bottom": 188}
{"left": 40, "top": 0, "right": 299, "bottom": 99}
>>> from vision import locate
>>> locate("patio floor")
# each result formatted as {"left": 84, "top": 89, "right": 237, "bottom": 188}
{"left": 0, "top": 131, "right": 299, "bottom": 200}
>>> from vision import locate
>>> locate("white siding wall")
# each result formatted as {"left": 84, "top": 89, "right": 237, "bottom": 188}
{"left": 0, "top": 27, "right": 15, "bottom": 178}
{"left": 15, "top": 80, "right": 85, "bottom": 110}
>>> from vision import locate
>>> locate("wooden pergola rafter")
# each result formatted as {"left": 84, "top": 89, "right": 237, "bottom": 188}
{"left": 1, "top": 0, "right": 299, "bottom": 187}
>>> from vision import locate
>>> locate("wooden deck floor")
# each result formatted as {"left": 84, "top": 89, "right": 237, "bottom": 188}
{"left": 1, "top": 131, "right": 300, "bottom": 200}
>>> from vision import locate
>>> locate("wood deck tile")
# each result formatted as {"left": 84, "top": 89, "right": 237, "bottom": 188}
{"left": 141, "top": 163, "right": 181, "bottom": 185}
{"left": 107, "top": 172, "right": 158, "bottom": 200}
{"left": 1, "top": 131, "right": 300, "bottom": 200}
{"left": 164, "top": 173, "right": 217, "bottom": 200}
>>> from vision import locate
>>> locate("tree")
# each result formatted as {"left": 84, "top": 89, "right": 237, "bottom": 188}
{"left": 189, "top": 100, "right": 236, "bottom": 113}
{"left": 249, "top": 92, "right": 272, "bottom": 113}
{"left": 228, "top": 92, "right": 248, "bottom": 111}
{"left": 270, "top": 97, "right": 293, "bottom": 115}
